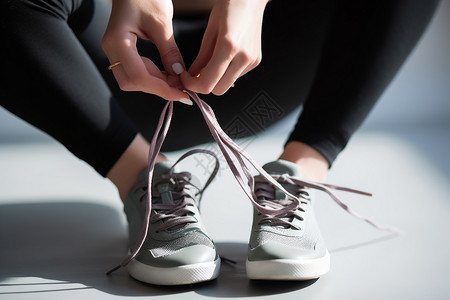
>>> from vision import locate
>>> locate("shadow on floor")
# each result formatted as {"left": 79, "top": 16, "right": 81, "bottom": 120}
{"left": 0, "top": 201, "right": 316, "bottom": 297}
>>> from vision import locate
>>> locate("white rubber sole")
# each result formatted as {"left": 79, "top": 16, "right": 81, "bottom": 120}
{"left": 127, "top": 257, "right": 221, "bottom": 286}
{"left": 246, "top": 251, "right": 330, "bottom": 280}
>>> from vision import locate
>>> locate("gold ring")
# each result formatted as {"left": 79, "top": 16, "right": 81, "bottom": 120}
{"left": 231, "top": 82, "right": 235, "bottom": 88}
{"left": 108, "top": 61, "right": 121, "bottom": 70}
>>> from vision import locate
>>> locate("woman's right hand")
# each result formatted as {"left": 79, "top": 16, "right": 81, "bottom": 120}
{"left": 101, "top": 0, "right": 190, "bottom": 102}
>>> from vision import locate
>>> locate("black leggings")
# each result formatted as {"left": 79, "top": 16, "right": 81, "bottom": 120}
{"left": 0, "top": 0, "right": 439, "bottom": 176}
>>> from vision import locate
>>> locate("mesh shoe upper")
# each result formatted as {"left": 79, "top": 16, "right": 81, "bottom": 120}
{"left": 124, "top": 161, "right": 218, "bottom": 269}
{"left": 248, "top": 160, "right": 328, "bottom": 262}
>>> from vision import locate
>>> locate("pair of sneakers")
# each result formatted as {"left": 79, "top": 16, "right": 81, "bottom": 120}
{"left": 120, "top": 157, "right": 328, "bottom": 285}
{"left": 107, "top": 92, "right": 390, "bottom": 285}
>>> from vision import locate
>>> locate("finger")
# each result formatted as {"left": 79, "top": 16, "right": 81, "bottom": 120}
{"left": 181, "top": 43, "right": 234, "bottom": 94}
{"left": 107, "top": 33, "right": 188, "bottom": 101}
{"left": 187, "top": 29, "right": 217, "bottom": 77}
{"left": 141, "top": 56, "right": 168, "bottom": 82}
{"left": 115, "top": 60, "right": 188, "bottom": 101}
{"left": 211, "top": 59, "right": 247, "bottom": 95}
{"left": 238, "top": 53, "right": 262, "bottom": 78}
{"left": 140, "top": 58, "right": 190, "bottom": 100}
{"left": 141, "top": 57, "right": 188, "bottom": 98}
{"left": 155, "top": 34, "right": 186, "bottom": 76}
{"left": 210, "top": 51, "right": 262, "bottom": 95}
{"left": 146, "top": 16, "right": 186, "bottom": 76}
{"left": 109, "top": 32, "right": 154, "bottom": 88}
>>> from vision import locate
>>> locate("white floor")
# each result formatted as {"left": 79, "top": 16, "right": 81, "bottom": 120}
{"left": 1, "top": 2, "right": 449, "bottom": 300}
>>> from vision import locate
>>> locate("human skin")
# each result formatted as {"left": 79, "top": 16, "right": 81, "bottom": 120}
{"left": 103, "top": 0, "right": 328, "bottom": 201}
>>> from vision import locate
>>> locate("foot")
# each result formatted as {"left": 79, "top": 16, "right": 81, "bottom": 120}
{"left": 123, "top": 160, "right": 220, "bottom": 285}
{"left": 246, "top": 159, "right": 330, "bottom": 280}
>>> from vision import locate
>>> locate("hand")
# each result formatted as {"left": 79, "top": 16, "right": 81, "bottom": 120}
{"left": 180, "top": 0, "right": 269, "bottom": 96}
{"left": 102, "top": 0, "right": 190, "bottom": 102}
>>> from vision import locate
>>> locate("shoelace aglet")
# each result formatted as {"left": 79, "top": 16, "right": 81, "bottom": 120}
{"left": 106, "top": 253, "right": 134, "bottom": 275}
{"left": 380, "top": 224, "right": 403, "bottom": 235}
{"left": 106, "top": 264, "right": 121, "bottom": 276}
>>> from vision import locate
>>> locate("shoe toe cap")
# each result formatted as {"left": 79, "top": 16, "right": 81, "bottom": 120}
{"left": 137, "top": 244, "right": 217, "bottom": 268}
{"left": 249, "top": 241, "right": 327, "bottom": 261}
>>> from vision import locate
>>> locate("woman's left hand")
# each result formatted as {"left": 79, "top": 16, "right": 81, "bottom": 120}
{"left": 180, "top": 0, "right": 269, "bottom": 95}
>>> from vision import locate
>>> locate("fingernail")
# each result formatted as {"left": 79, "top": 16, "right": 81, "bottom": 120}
{"left": 179, "top": 98, "right": 193, "bottom": 106}
{"left": 172, "top": 62, "right": 184, "bottom": 75}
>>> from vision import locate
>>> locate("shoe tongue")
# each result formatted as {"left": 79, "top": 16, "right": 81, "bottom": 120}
{"left": 262, "top": 160, "right": 301, "bottom": 177}
{"left": 153, "top": 161, "right": 176, "bottom": 177}
{"left": 154, "top": 161, "right": 178, "bottom": 204}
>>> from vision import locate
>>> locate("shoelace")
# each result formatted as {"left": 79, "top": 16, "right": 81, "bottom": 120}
{"left": 107, "top": 91, "right": 398, "bottom": 275}
{"left": 254, "top": 174, "right": 310, "bottom": 229}
{"left": 149, "top": 149, "right": 220, "bottom": 232}
{"left": 150, "top": 172, "right": 199, "bottom": 232}
{"left": 254, "top": 173, "right": 393, "bottom": 231}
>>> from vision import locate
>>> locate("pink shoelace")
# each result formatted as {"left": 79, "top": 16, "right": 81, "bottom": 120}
{"left": 148, "top": 149, "right": 219, "bottom": 232}
{"left": 107, "top": 91, "right": 398, "bottom": 275}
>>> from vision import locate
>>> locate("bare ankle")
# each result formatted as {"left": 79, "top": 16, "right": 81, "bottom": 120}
{"left": 279, "top": 141, "right": 329, "bottom": 182}
{"left": 107, "top": 134, "right": 167, "bottom": 202}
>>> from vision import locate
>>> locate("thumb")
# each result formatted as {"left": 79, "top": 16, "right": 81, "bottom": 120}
{"left": 156, "top": 34, "right": 185, "bottom": 76}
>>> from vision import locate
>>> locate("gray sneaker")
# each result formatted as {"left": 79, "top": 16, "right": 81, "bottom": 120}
{"left": 123, "top": 161, "right": 220, "bottom": 285}
{"left": 246, "top": 160, "right": 330, "bottom": 280}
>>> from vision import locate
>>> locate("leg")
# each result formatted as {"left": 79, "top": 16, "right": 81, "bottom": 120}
{"left": 0, "top": 0, "right": 164, "bottom": 200}
{"left": 247, "top": 2, "right": 439, "bottom": 280}
{"left": 106, "top": 134, "right": 168, "bottom": 200}
{"left": 283, "top": 0, "right": 440, "bottom": 178}
{"left": 279, "top": 141, "right": 329, "bottom": 182}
